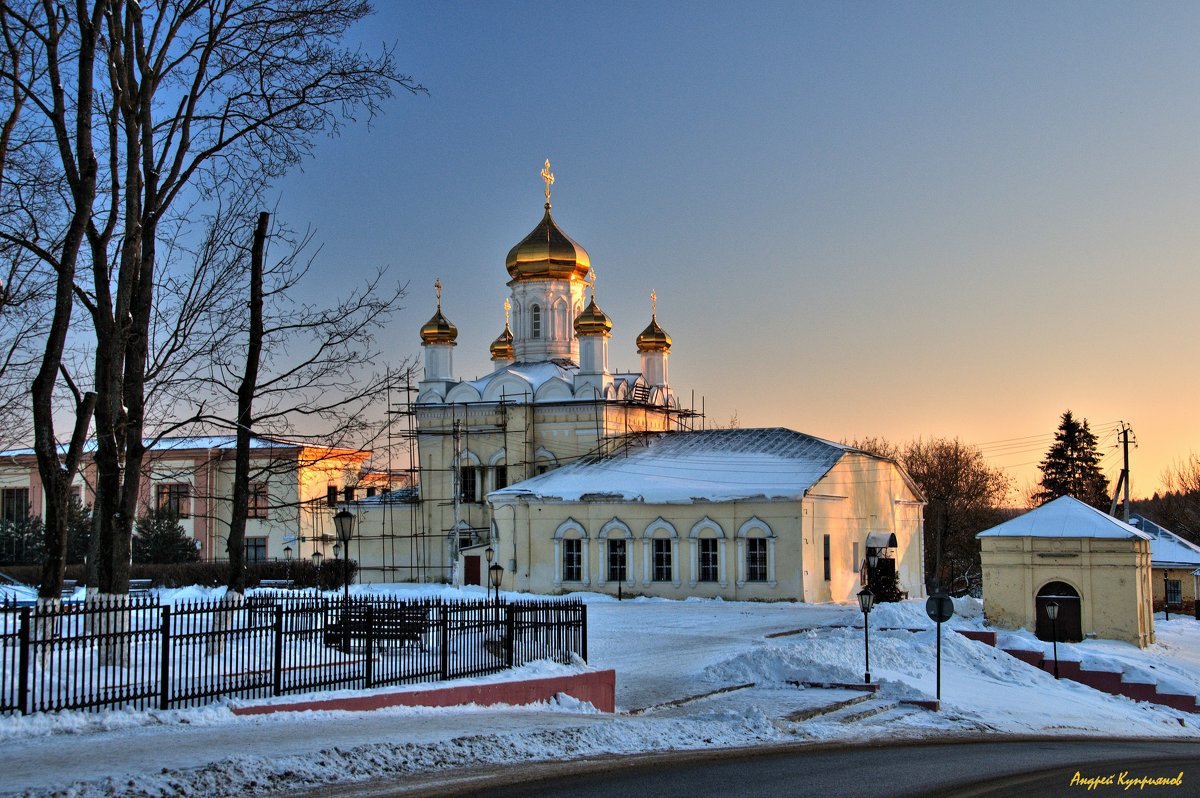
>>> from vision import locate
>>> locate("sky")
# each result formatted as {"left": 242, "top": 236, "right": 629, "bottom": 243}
{"left": 271, "top": 2, "right": 1200, "bottom": 499}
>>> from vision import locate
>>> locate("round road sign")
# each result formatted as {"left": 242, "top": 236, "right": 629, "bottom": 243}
{"left": 926, "top": 594, "right": 954, "bottom": 624}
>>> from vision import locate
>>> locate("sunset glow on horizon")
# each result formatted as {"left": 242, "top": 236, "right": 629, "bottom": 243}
{"left": 273, "top": 3, "right": 1200, "bottom": 501}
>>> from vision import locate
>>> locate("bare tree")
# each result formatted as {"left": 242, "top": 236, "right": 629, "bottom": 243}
{"left": 205, "top": 212, "right": 411, "bottom": 596}
{"left": 0, "top": 1, "right": 423, "bottom": 602}
{"left": 847, "top": 435, "right": 1012, "bottom": 594}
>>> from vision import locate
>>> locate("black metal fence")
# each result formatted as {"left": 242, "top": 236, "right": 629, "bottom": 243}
{"left": 0, "top": 595, "right": 586, "bottom": 715}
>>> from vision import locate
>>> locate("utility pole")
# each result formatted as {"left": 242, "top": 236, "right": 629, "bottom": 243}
{"left": 1109, "top": 422, "right": 1136, "bottom": 522}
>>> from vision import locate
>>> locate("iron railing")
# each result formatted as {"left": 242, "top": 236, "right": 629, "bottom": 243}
{"left": 0, "top": 595, "right": 586, "bottom": 715}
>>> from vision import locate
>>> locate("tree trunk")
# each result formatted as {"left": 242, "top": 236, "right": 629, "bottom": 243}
{"left": 226, "top": 212, "right": 269, "bottom": 595}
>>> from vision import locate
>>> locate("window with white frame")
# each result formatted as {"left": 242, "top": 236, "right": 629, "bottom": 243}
{"left": 244, "top": 537, "right": 267, "bottom": 562}
{"left": 156, "top": 483, "right": 190, "bottom": 518}
{"left": 562, "top": 538, "right": 582, "bottom": 582}
{"left": 459, "top": 465, "right": 478, "bottom": 503}
{"left": 531, "top": 304, "right": 542, "bottom": 338}
{"left": 608, "top": 538, "right": 627, "bottom": 583}
{"left": 652, "top": 538, "right": 672, "bottom": 582}
{"left": 746, "top": 537, "right": 768, "bottom": 582}
{"left": 1, "top": 488, "right": 29, "bottom": 523}
{"left": 698, "top": 538, "right": 718, "bottom": 582}
{"left": 248, "top": 482, "right": 269, "bottom": 519}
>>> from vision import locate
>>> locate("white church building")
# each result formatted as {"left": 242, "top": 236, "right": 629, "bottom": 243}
{"left": 347, "top": 161, "right": 926, "bottom": 602}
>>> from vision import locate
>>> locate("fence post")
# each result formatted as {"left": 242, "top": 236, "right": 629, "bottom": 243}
{"left": 504, "top": 602, "right": 515, "bottom": 669}
{"left": 159, "top": 605, "right": 172, "bottom": 711}
{"left": 272, "top": 604, "right": 284, "bottom": 697}
{"left": 364, "top": 604, "right": 374, "bottom": 689}
{"left": 439, "top": 602, "right": 449, "bottom": 681}
{"left": 580, "top": 601, "right": 587, "bottom": 662}
{"left": 17, "top": 607, "right": 30, "bottom": 715}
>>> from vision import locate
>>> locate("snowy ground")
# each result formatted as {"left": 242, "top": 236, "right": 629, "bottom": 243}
{"left": 2, "top": 584, "right": 1198, "bottom": 797}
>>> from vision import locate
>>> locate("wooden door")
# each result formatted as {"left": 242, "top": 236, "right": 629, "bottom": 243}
{"left": 1036, "top": 581, "right": 1082, "bottom": 643}
{"left": 464, "top": 555, "right": 482, "bottom": 586}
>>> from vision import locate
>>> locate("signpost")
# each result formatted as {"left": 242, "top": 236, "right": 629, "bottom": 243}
{"left": 925, "top": 593, "right": 954, "bottom": 703}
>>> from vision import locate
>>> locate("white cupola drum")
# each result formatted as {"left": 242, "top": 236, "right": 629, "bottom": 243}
{"left": 419, "top": 279, "right": 457, "bottom": 384}
{"left": 636, "top": 289, "right": 671, "bottom": 389}
{"left": 504, "top": 160, "right": 590, "bottom": 364}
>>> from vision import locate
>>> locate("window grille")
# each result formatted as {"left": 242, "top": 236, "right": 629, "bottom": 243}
{"left": 652, "top": 538, "right": 672, "bottom": 582}
{"left": 747, "top": 538, "right": 768, "bottom": 582}
{"left": 699, "top": 538, "right": 718, "bottom": 582}
{"left": 563, "top": 538, "right": 582, "bottom": 582}
{"left": 608, "top": 538, "right": 627, "bottom": 583}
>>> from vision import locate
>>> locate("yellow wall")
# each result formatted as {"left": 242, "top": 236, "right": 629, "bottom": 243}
{"left": 486, "top": 453, "right": 924, "bottom": 602}
{"left": 979, "top": 536, "right": 1155, "bottom": 647}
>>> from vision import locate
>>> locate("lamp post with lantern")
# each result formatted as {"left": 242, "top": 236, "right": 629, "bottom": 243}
{"left": 1045, "top": 600, "right": 1060, "bottom": 679}
{"left": 857, "top": 587, "right": 875, "bottom": 684}
{"left": 333, "top": 510, "right": 354, "bottom": 606}
{"left": 284, "top": 544, "right": 293, "bottom": 586}
{"left": 311, "top": 550, "right": 323, "bottom": 591}
{"left": 333, "top": 509, "right": 355, "bottom": 654}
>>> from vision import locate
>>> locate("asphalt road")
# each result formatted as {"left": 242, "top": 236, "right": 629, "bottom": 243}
{"left": 303, "top": 738, "right": 1200, "bottom": 798}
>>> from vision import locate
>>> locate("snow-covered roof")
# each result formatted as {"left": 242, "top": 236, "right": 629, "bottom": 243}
{"left": 463, "top": 360, "right": 577, "bottom": 396}
{"left": 977, "top": 495, "right": 1152, "bottom": 540}
{"left": 0, "top": 435, "right": 325, "bottom": 459}
{"left": 489, "top": 427, "right": 864, "bottom": 504}
{"left": 1128, "top": 515, "right": 1200, "bottom": 568}
{"left": 351, "top": 486, "right": 419, "bottom": 506}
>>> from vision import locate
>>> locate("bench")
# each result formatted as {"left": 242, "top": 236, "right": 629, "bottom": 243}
{"left": 324, "top": 606, "right": 430, "bottom": 652}
{"left": 129, "top": 579, "right": 153, "bottom": 597}
{"left": 60, "top": 580, "right": 77, "bottom": 600}
{"left": 258, "top": 579, "right": 295, "bottom": 590}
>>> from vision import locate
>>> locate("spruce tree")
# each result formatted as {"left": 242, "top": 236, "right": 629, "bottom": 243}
{"left": 1035, "top": 411, "right": 1111, "bottom": 509}
{"left": 132, "top": 510, "right": 201, "bottom": 565}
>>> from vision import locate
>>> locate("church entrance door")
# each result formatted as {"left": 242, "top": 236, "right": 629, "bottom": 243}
{"left": 464, "top": 555, "right": 482, "bottom": 586}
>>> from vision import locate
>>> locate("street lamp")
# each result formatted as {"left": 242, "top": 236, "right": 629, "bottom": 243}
{"left": 485, "top": 545, "right": 496, "bottom": 601}
{"left": 1045, "top": 600, "right": 1060, "bottom": 679}
{"left": 489, "top": 561, "right": 504, "bottom": 601}
{"left": 857, "top": 587, "right": 875, "bottom": 684}
{"left": 311, "top": 550, "right": 323, "bottom": 591}
{"left": 866, "top": 549, "right": 879, "bottom": 592}
{"left": 284, "top": 544, "right": 293, "bottom": 586}
{"left": 333, "top": 509, "right": 355, "bottom": 655}
{"left": 333, "top": 509, "right": 354, "bottom": 607}
{"left": 1164, "top": 571, "right": 1171, "bottom": 621}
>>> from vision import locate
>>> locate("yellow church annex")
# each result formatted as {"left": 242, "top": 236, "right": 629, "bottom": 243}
{"left": 349, "top": 162, "right": 927, "bottom": 602}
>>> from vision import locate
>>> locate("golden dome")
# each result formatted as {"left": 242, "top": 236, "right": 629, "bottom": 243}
{"left": 636, "top": 316, "right": 671, "bottom": 352}
{"left": 574, "top": 297, "right": 612, "bottom": 337}
{"left": 505, "top": 205, "right": 591, "bottom": 282}
{"left": 420, "top": 279, "right": 458, "bottom": 345}
{"left": 490, "top": 324, "right": 514, "bottom": 360}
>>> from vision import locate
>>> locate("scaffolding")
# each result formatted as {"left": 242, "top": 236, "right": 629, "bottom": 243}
{"left": 353, "top": 375, "right": 705, "bottom": 585}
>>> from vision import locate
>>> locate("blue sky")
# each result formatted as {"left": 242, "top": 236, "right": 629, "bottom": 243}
{"left": 272, "top": 2, "right": 1200, "bottom": 497}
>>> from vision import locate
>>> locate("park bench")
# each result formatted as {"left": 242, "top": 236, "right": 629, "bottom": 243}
{"left": 324, "top": 606, "right": 430, "bottom": 652}
{"left": 129, "top": 579, "right": 153, "bottom": 597}
{"left": 257, "top": 579, "right": 295, "bottom": 590}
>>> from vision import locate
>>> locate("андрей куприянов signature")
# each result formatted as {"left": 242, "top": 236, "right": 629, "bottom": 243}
{"left": 1070, "top": 771, "right": 1184, "bottom": 791}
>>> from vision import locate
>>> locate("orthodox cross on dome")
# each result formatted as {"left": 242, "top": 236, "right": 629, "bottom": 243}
{"left": 504, "top": 297, "right": 511, "bottom": 326}
{"left": 587, "top": 267, "right": 597, "bottom": 300}
{"left": 650, "top": 288, "right": 657, "bottom": 318}
{"left": 435, "top": 278, "right": 442, "bottom": 308}
{"left": 541, "top": 159, "right": 555, "bottom": 205}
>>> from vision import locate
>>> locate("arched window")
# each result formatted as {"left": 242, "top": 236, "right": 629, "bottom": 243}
{"left": 531, "top": 304, "right": 542, "bottom": 338}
